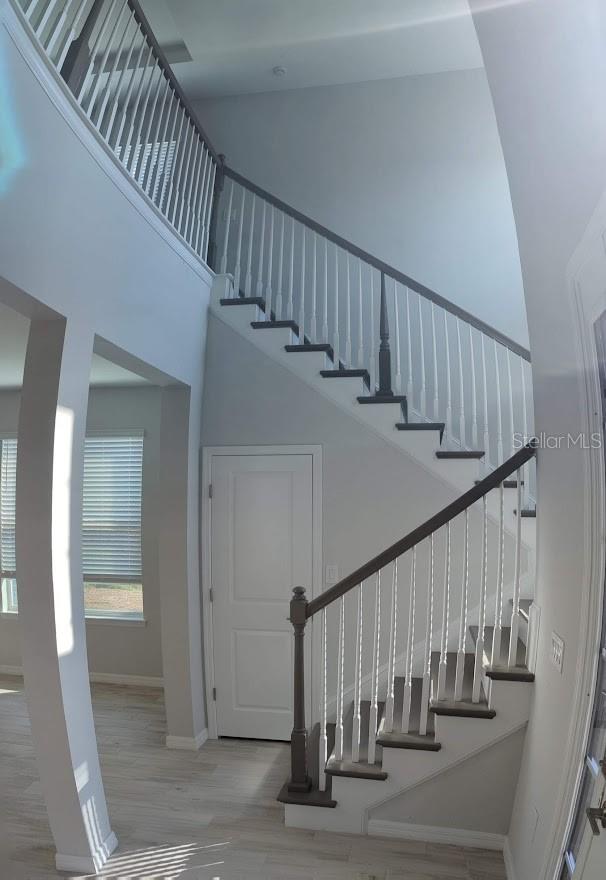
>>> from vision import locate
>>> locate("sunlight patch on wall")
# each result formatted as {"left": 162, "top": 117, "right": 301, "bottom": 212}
{"left": 0, "top": 30, "right": 26, "bottom": 197}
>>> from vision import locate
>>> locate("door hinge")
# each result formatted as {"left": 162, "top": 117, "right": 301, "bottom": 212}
{"left": 208, "top": 483, "right": 213, "bottom": 499}
{"left": 212, "top": 687, "right": 217, "bottom": 701}
{"left": 209, "top": 587, "right": 214, "bottom": 603}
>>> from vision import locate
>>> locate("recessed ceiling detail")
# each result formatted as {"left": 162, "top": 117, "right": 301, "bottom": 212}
{"left": 140, "top": 0, "right": 483, "bottom": 99}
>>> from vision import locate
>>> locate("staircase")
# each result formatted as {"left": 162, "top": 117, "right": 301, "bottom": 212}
{"left": 15, "top": 0, "right": 539, "bottom": 844}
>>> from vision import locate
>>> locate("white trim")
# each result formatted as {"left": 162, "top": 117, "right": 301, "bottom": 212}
{"left": 2, "top": 1, "right": 214, "bottom": 288}
{"left": 201, "top": 444, "right": 323, "bottom": 740}
{"left": 367, "top": 819, "right": 505, "bottom": 852}
{"left": 538, "top": 194, "right": 606, "bottom": 880}
{"left": 0, "top": 665, "right": 163, "bottom": 689}
{"left": 85, "top": 615, "right": 147, "bottom": 628}
{"left": 55, "top": 831, "right": 118, "bottom": 874}
{"left": 504, "top": 837, "right": 518, "bottom": 880}
{"left": 165, "top": 730, "right": 208, "bottom": 751}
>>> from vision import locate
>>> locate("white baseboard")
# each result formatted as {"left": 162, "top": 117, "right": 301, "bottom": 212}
{"left": 166, "top": 729, "right": 209, "bottom": 751}
{"left": 0, "top": 665, "right": 163, "bottom": 689}
{"left": 503, "top": 837, "right": 518, "bottom": 880}
{"left": 367, "top": 819, "right": 506, "bottom": 852}
{"left": 55, "top": 830, "right": 118, "bottom": 873}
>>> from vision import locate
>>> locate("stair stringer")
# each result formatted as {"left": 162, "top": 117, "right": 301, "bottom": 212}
{"left": 284, "top": 678, "right": 532, "bottom": 833}
{"left": 210, "top": 275, "right": 536, "bottom": 556}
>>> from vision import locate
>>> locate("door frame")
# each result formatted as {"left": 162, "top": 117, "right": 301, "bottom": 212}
{"left": 201, "top": 444, "right": 322, "bottom": 740}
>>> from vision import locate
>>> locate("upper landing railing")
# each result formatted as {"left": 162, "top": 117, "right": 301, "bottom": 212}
{"left": 15, "top": 0, "right": 221, "bottom": 262}
{"left": 15, "top": 0, "right": 535, "bottom": 500}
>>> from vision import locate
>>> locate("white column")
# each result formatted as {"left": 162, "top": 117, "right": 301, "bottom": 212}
{"left": 16, "top": 318, "right": 117, "bottom": 875}
{"left": 158, "top": 386, "right": 206, "bottom": 749}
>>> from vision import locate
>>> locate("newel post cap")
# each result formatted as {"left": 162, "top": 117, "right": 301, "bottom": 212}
{"left": 289, "top": 586, "right": 308, "bottom": 626}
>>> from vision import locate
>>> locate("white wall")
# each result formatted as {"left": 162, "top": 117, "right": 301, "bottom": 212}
{"left": 197, "top": 69, "right": 528, "bottom": 347}
{"left": 0, "top": 387, "right": 164, "bottom": 679}
{"left": 467, "top": 1, "right": 606, "bottom": 878}
{"left": 370, "top": 726, "right": 525, "bottom": 834}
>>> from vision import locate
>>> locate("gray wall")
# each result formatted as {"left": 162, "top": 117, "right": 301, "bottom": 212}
{"left": 468, "top": 0, "right": 606, "bottom": 877}
{"left": 197, "top": 69, "right": 528, "bottom": 347}
{"left": 0, "top": 387, "right": 164, "bottom": 680}
{"left": 371, "top": 727, "right": 525, "bottom": 833}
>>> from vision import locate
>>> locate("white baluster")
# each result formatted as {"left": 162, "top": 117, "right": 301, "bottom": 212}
{"left": 93, "top": 8, "right": 136, "bottom": 129}
{"left": 419, "top": 534, "right": 434, "bottom": 736}
{"left": 196, "top": 153, "right": 214, "bottom": 256}
{"left": 444, "top": 312, "right": 453, "bottom": 443}
{"left": 100, "top": 14, "right": 139, "bottom": 141}
{"left": 367, "top": 571, "right": 381, "bottom": 765}
{"left": 219, "top": 178, "right": 234, "bottom": 275}
{"left": 418, "top": 295, "right": 427, "bottom": 418}
{"left": 334, "top": 596, "right": 345, "bottom": 761}
{"left": 357, "top": 259, "right": 364, "bottom": 368}
{"left": 76, "top": 0, "right": 120, "bottom": 104}
{"left": 311, "top": 233, "right": 318, "bottom": 341}
{"left": 402, "top": 546, "right": 416, "bottom": 733}
{"left": 333, "top": 248, "right": 340, "bottom": 365}
{"left": 469, "top": 325, "right": 479, "bottom": 449}
{"left": 174, "top": 126, "right": 197, "bottom": 232}
{"left": 35, "top": 0, "right": 62, "bottom": 39}
{"left": 319, "top": 607, "right": 328, "bottom": 790}
{"left": 275, "top": 212, "right": 285, "bottom": 319}
{"left": 157, "top": 106, "right": 184, "bottom": 215}
{"left": 244, "top": 194, "right": 256, "bottom": 297}
{"left": 265, "top": 206, "right": 275, "bottom": 319}
{"left": 494, "top": 340, "right": 504, "bottom": 465}
{"left": 255, "top": 199, "right": 266, "bottom": 301}
{"left": 233, "top": 187, "right": 246, "bottom": 296}
{"left": 507, "top": 348, "right": 515, "bottom": 457}
{"left": 298, "top": 225, "right": 306, "bottom": 338}
{"left": 351, "top": 583, "right": 363, "bottom": 763}
{"left": 521, "top": 359, "right": 530, "bottom": 507}
{"left": 491, "top": 482, "right": 505, "bottom": 668}
{"left": 82, "top": 0, "right": 128, "bottom": 117}
{"left": 287, "top": 217, "right": 295, "bottom": 320}
{"left": 144, "top": 83, "right": 175, "bottom": 200}
{"left": 322, "top": 237, "right": 329, "bottom": 342}
{"left": 369, "top": 271, "right": 376, "bottom": 390}
{"left": 127, "top": 62, "right": 163, "bottom": 182}
{"left": 384, "top": 559, "right": 398, "bottom": 733}
{"left": 114, "top": 42, "right": 154, "bottom": 159}
{"left": 47, "top": 0, "right": 83, "bottom": 61}
{"left": 437, "top": 523, "right": 451, "bottom": 701}
{"left": 454, "top": 509, "right": 469, "bottom": 702}
{"left": 431, "top": 303, "right": 439, "bottom": 421}
{"left": 481, "top": 334, "right": 490, "bottom": 473}
{"left": 182, "top": 138, "right": 204, "bottom": 243}
{"left": 456, "top": 318, "right": 466, "bottom": 447}
{"left": 56, "top": 1, "right": 92, "bottom": 72}
{"left": 509, "top": 473, "right": 523, "bottom": 668}
{"left": 405, "top": 288, "right": 413, "bottom": 409}
{"left": 472, "top": 496, "right": 488, "bottom": 702}
{"left": 344, "top": 253, "right": 352, "bottom": 366}
{"left": 134, "top": 68, "right": 168, "bottom": 185}
{"left": 394, "top": 281, "right": 402, "bottom": 394}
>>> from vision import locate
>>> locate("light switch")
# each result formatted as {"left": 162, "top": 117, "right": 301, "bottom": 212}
{"left": 325, "top": 565, "right": 339, "bottom": 586}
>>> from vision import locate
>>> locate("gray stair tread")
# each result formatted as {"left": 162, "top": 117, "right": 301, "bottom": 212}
{"left": 377, "top": 677, "right": 441, "bottom": 751}
{"left": 429, "top": 651, "right": 495, "bottom": 718}
{"left": 436, "top": 449, "right": 485, "bottom": 460}
{"left": 326, "top": 700, "right": 387, "bottom": 780}
{"left": 469, "top": 625, "right": 534, "bottom": 681}
{"left": 396, "top": 422, "right": 445, "bottom": 442}
{"left": 220, "top": 296, "right": 265, "bottom": 307}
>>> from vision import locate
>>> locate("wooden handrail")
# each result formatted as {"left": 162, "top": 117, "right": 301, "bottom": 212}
{"left": 224, "top": 166, "right": 531, "bottom": 361}
{"left": 306, "top": 441, "right": 537, "bottom": 619}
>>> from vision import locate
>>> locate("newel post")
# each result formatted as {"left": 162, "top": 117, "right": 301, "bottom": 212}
{"left": 288, "top": 586, "right": 312, "bottom": 793}
{"left": 207, "top": 153, "right": 226, "bottom": 270}
{"left": 61, "top": 0, "right": 106, "bottom": 95}
{"left": 377, "top": 271, "right": 394, "bottom": 396}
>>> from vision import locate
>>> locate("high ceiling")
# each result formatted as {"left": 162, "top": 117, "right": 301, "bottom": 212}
{"left": 0, "top": 305, "right": 148, "bottom": 389}
{"left": 140, "top": 0, "right": 483, "bottom": 99}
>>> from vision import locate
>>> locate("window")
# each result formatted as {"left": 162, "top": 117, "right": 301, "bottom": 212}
{"left": 0, "top": 434, "right": 144, "bottom": 619}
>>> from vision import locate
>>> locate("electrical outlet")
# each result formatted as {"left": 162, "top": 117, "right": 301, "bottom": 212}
{"left": 551, "top": 632, "right": 565, "bottom": 673}
{"left": 325, "top": 565, "right": 339, "bottom": 586}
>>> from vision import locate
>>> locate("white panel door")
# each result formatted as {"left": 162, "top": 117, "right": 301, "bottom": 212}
{"left": 210, "top": 453, "right": 313, "bottom": 740}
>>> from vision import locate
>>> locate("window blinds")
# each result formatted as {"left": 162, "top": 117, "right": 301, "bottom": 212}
{"left": 0, "top": 435, "right": 143, "bottom": 583}
{"left": 82, "top": 436, "right": 143, "bottom": 582}
{"left": 0, "top": 439, "right": 17, "bottom": 577}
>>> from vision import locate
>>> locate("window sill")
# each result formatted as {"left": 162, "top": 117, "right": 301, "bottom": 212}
{"left": 0, "top": 612, "right": 146, "bottom": 627}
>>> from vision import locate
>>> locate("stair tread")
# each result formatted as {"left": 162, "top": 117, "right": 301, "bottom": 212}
{"left": 321, "top": 368, "right": 370, "bottom": 383}
{"left": 357, "top": 394, "right": 407, "bottom": 404}
{"left": 469, "top": 625, "right": 534, "bottom": 681}
{"left": 396, "top": 422, "right": 445, "bottom": 441}
{"left": 429, "top": 651, "right": 495, "bottom": 718}
{"left": 436, "top": 449, "right": 485, "bottom": 460}
{"left": 377, "top": 678, "right": 441, "bottom": 751}
{"left": 251, "top": 319, "right": 299, "bottom": 333}
{"left": 326, "top": 700, "right": 387, "bottom": 780}
{"left": 221, "top": 296, "right": 265, "bottom": 308}
{"left": 285, "top": 343, "right": 334, "bottom": 355}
